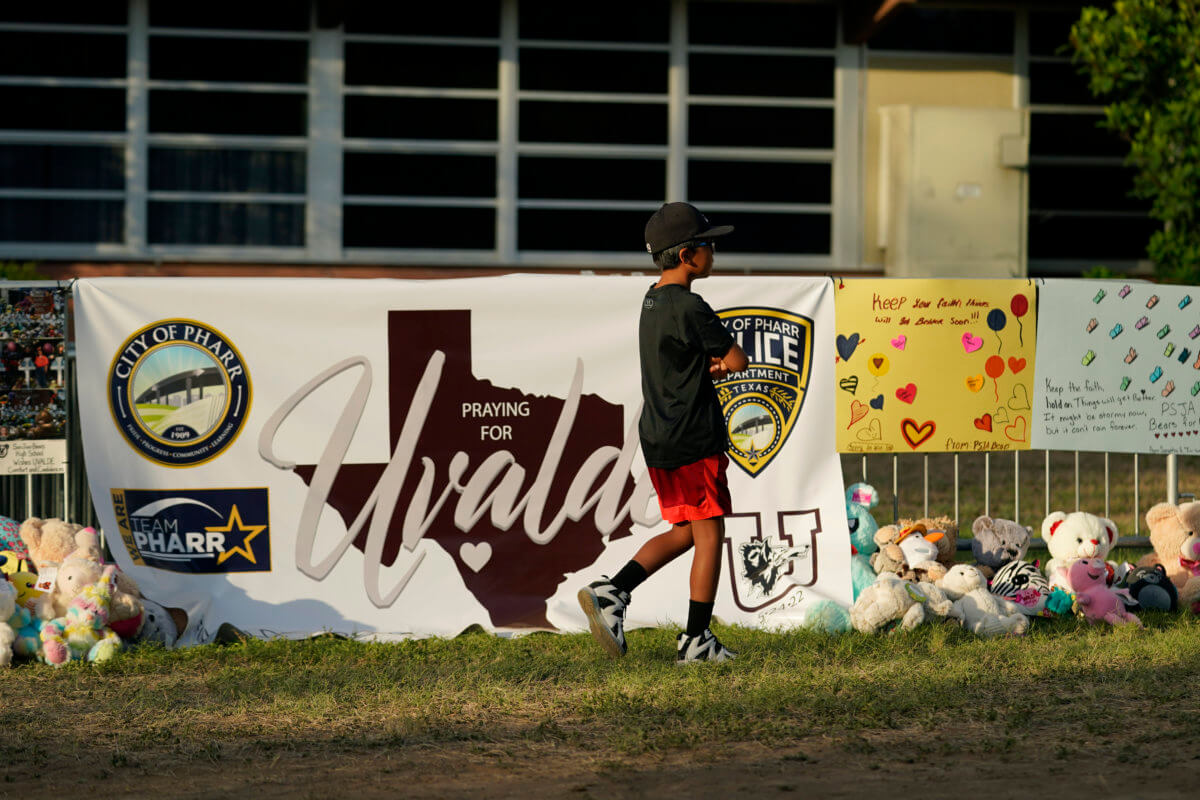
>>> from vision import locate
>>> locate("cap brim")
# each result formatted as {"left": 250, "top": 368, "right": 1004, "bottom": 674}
{"left": 697, "top": 224, "right": 734, "bottom": 240}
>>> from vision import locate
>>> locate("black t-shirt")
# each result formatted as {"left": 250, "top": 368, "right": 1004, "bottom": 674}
{"left": 638, "top": 283, "right": 735, "bottom": 469}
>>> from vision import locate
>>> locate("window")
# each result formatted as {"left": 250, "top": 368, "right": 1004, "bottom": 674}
{"left": 1027, "top": 8, "right": 1149, "bottom": 273}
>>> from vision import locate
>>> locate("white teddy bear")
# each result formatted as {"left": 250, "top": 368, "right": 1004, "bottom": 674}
{"left": 0, "top": 580, "right": 17, "bottom": 667}
{"left": 850, "top": 572, "right": 959, "bottom": 635}
{"left": 1041, "top": 510, "right": 1118, "bottom": 590}
{"left": 937, "top": 564, "right": 1029, "bottom": 638}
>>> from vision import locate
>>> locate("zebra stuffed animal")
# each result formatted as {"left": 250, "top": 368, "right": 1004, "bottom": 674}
{"left": 989, "top": 559, "right": 1051, "bottom": 617}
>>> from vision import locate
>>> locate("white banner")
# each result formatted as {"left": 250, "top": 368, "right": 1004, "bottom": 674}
{"left": 75, "top": 276, "right": 850, "bottom": 645}
{"left": 1032, "top": 279, "right": 1200, "bottom": 454}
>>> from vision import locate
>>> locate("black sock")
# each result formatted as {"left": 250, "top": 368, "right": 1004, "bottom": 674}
{"left": 610, "top": 560, "right": 648, "bottom": 594}
{"left": 686, "top": 600, "right": 714, "bottom": 638}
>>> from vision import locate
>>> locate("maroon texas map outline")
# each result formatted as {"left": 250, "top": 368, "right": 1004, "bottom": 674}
{"left": 294, "top": 309, "right": 634, "bottom": 628}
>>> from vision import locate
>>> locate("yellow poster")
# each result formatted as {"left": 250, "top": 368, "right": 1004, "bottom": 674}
{"left": 834, "top": 279, "right": 1037, "bottom": 453}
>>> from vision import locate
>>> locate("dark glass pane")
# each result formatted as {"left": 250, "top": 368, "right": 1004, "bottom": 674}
{"left": 519, "top": 0, "right": 667, "bottom": 43}
{"left": 150, "top": 149, "right": 306, "bottom": 193}
{"left": 0, "top": 87, "right": 125, "bottom": 131}
{"left": 150, "top": 1, "right": 309, "bottom": 31}
{"left": 0, "top": 199, "right": 122, "bottom": 243}
{"left": 345, "top": 96, "right": 497, "bottom": 139}
{"left": 0, "top": 32, "right": 125, "bottom": 78}
{"left": 708, "top": 211, "right": 830, "bottom": 254}
{"left": 345, "top": 43, "right": 497, "bottom": 88}
{"left": 148, "top": 202, "right": 304, "bottom": 245}
{"left": 344, "top": 2, "right": 500, "bottom": 37}
{"left": 520, "top": 48, "right": 667, "bottom": 93}
{"left": 1030, "top": 10, "right": 1080, "bottom": 57}
{"left": 1031, "top": 61, "right": 1098, "bottom": 107}
{"left": 344, "top": 205, "right": 495, "bottom": 248}
{"left": 0, "top": 1, "right": 126, "bottom": 25}
{"left": 690, "top": 54, "right": 834, "bottom": 98}
{"left": 520, "top": 101, "right": 666, "bottom": 144}
{"left": 1028, "top": 213, "right": 1156, "bottom": 260}
{"left": 688, "top": 160, "right": 831, "bottom": 204}
{"left": 149, "top": 91, "right": 306, "bottom": 135}
{"left": 1029, "top": 165, "right": 1144, "bottom": 213}
{"left": 519, "top": 208, "right": 652, "bottom": 251}
{"left": 689, "top": 105, "right": 833, "bottom": 148}
{"left": 869, "top": 9, "right": 1014, "bottom": 54}
{"left": 1030, "top": 113, "right": 1124, "bottom": 158}
{"left": 344, "top": 153, "right": 495, "bottom": 197}
{"left": 150, "top": 37, "right": 308, "bottom": 83}
{"left": 689, "top": 1, "right": 836, "bottom": 48}
{"left": 519, "top": 157, "right": 664, "bottom": 200}
{"left": 0, "top": 145, "right": 124, "bottom": 190}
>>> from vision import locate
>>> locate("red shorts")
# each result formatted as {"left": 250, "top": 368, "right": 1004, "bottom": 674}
{"left": 647, "top": 452, "right": 732, "bottom": 524}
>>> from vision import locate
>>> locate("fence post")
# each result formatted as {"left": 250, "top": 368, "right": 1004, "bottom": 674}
{"left": 1166, "top": 453, "right": 1179, "bottom": 505}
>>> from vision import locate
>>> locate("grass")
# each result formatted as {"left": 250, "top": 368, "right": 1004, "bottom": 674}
{"left": 6, "top": 612, "right": 1200, "bottom": 767}
{"left": 842, "top": 451, "right": 1200, "bottom": 538}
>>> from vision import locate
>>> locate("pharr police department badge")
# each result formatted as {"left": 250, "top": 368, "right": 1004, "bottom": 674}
{"left": 108, "top": 319, "right": 251, "bottom": 467}
{"left": 715, "top": 307, "right": 813, "bottom": 477}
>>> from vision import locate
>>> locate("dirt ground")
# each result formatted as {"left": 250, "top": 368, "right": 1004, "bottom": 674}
{"left": 2, "top": 725, "right": 1193, "bottom": 800}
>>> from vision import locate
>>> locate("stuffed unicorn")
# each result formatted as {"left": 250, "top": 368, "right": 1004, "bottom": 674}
{"left": 40, "top": 565, "right": 123, "bottom": 665}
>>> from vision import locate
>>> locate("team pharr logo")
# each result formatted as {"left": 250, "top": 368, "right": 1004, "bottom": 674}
{"left": 108, "top": 319, "right": 251, "bottom": 467}
{"left": 111, "top": 487, "right": 270, "bottom": 573}
{"left": 715, "top": 307, "right": 813, "bottom": 477}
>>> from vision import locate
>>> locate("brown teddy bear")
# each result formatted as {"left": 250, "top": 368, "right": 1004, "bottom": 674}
{"left": 34, "top": 529, "right": 145, "bottom": 639}
{"left": 19, "top": 516, "right": 85, "bottom": 574}
{"left": 898, "top": 516, "right": 959, "bottom": 568}
{"left": 1137, "top": 501, "right": 1200, "bottom": 612}
{"left": 870, "top": 522, "right": 950, "bottom": 583}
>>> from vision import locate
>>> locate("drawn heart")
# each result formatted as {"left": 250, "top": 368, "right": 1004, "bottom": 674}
{"left": 900, "top": 418, "right": 936, "bottom": 450}
{"left": 993, "top": 407, "right": 1009, "bottom": 424}
{"left": 839, "top": 376, "right": 859, "bottom": 395}
{"left": 962, "top": 332, "right": 984, "bottom": 353}
{"left": 836, "top": 333, "right": 861, "bottom": 362}
{"left": 896, "top": 383, "right": 917, "bottom": 404}
{"left": 891, "top": 335, "right": 907, "bottom": 350}
{"left": 1004, "top": 415, "right": 1028, "bottom": 443}
{"left": 1008, "top": 356, "right": 1027, "bottom": 374}
{"left": 848, "top": 399, "right": 869, "bottom": 427}
{"left": 869, "top": 394, "right": 884, "bottom": 410}
{"left": 974, "top": 413, "right": 993, "bottom": 432}
{"left": 856, "top": 418, "right": 882, "bottom": 441}
{"left": 1007, "top": 384, "right": 1031, "bottom": 411}
{"left": 965, "top": 374, "right": 984, "bottom": 393}
{"left": 460, "top": 541, "right": 493, "bottom": 573}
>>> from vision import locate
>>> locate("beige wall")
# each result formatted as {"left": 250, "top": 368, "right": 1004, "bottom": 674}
{"left": 863, "top": 57, "right": 1015, "bottom": 267}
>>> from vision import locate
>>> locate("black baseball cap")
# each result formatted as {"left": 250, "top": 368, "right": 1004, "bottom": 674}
{"left": 644, "top": 202, "right": 733, "bottom": 254}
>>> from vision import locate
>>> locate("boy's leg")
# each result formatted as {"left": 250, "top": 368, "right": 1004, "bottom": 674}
{"left": 576, "top": 523, "right": 693, "bottom": 659}
{"left": 677, "top": 516, "right": 737, "bottom": 664}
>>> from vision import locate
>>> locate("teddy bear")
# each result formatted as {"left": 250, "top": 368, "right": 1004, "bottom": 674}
{"left": 0, "top": 580, "right": 17, "bottom": 667}
{"left": 34, "top": 529, "right": 144, "bottom": 638}
{"left": 850, "top": 572, "right": 959, "bottom": 635}
{"left": 937, "top": 564, "right": 1030, "bottom": 638}
{"left": 1067, "top": 557, "right": 1142, "bottom": 628}
{"left": 870, "top": 522, "right": 950, "bottom": 583}
{"left": 1041, "top": 510, "right": 1118, "bottom": 590}
{"left": 971, "top": 515, "right": 1030, "bottom": 579}
{"left": 988, "top": 558, "right": 1051, "bottom": 617}
{"left": 1136, "top": 501, "right": 1200, "bottom": 611}
{"left": 40, "top": 565, "right": 123, "bottom": 665}
{"left": 19, "top": 516, "right": 86, "bottom": 574}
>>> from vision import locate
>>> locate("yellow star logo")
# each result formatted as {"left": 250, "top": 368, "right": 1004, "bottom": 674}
{"left": 208, "top": 505, "right": 267, "bottom": 565}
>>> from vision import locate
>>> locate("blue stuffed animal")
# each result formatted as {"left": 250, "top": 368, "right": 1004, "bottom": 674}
{"left": 801, "top": 482, "right": 883, "bottom": 633}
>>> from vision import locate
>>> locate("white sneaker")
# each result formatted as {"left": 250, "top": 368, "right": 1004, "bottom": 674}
{"left": 577, "top": 578, "right": 630, "bottom": 658}
{"left": 676, "top": 628, "right": 737, "bottom": 664}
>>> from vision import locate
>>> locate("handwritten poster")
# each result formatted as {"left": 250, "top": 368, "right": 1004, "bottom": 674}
{"left": 834, "top": 279, "right": 1037, "bottom": 453}
{"left": 1032, "top": 279, "right": 1200, "bottom": 454}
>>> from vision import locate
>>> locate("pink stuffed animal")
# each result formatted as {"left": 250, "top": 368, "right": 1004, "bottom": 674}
{"left": 1068, "top": 557, "right": 1142, "bottom": 628}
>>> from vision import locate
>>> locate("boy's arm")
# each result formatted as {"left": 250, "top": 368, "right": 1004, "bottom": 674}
{"left": 710, "top": 343, "right": 749, "bottom": 378}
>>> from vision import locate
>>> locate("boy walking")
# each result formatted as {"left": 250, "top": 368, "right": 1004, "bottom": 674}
{"left": 579, "top": 202, "right": 748, "bottom": 664}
